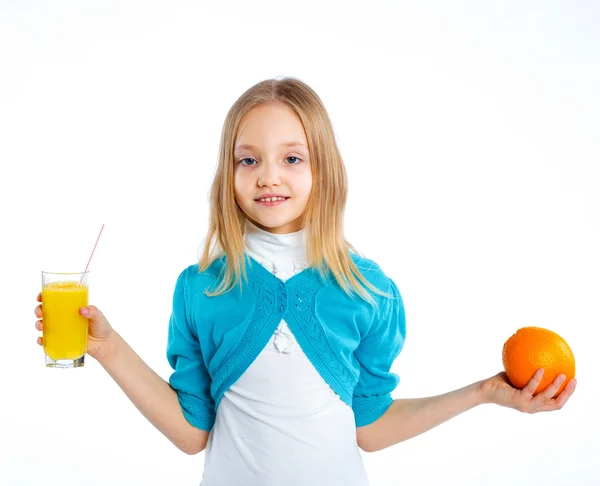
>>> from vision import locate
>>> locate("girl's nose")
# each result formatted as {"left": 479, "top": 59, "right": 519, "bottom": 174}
{"left": 258, "top": 161, "right": 281, "bottom": 186}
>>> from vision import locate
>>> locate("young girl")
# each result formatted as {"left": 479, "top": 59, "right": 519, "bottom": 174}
{"left": 34, "top": 77, "right": 576, "bottom": 485}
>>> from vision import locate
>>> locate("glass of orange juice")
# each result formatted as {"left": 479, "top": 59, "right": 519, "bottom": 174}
{"left": 42, "top": 270, "right": 89, "bottom": 368}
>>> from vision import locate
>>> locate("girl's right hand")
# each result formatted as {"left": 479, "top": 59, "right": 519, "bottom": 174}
{"left": 34, "top": 292, "right": 116, "bottom": 359}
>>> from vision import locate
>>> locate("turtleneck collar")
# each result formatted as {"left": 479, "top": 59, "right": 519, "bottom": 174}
{"left": 243, "top": 218, "right": 308, "bottom": 266}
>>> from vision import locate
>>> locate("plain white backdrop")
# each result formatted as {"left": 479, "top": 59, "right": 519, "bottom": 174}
{"left": 1, "top": 1, "right": 599, "bottom": 485}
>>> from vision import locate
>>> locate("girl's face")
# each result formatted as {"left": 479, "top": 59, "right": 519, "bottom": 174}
{"left": 234, "top": 103, "right": 312, "bottom": 234}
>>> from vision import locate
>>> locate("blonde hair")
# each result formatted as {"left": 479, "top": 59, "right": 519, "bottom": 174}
{"left": 198, "top": 76, "right": 389, "bottom": 306}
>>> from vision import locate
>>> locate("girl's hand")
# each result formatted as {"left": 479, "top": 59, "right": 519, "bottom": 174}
{"left": 34, "top": 292, "right": 116, "bottom": 359}
{"left": 480, "top": 369, "right": 577, "bottom": 413}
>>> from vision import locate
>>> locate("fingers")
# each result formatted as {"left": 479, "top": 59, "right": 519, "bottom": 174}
{"left": 520, "top": 372, "right": 577, "bottom": 413}
{"left": 533, "top": 373, "right": 566, "bottom": 403}
{"left": 538, "top": 378, "right": 577, "bottom": 412}
{"left": 522, "top": 368, "right": 544, "bottom": 396}
{"left": 35, "top": 297, "right": 43, "bottom": 345}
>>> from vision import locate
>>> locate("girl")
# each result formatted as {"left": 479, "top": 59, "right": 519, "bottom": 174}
{"left": 34, "top": 77, "right": 577, "bottom": 485}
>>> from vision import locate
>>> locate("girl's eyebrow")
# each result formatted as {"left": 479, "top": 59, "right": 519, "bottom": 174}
{"left": 234, "top": 142, "right": 308, "bottom": 152}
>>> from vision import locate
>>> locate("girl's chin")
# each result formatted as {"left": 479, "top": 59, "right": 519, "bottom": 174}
{"left": 251, "top": 218, "right": 302, "bottom": 234}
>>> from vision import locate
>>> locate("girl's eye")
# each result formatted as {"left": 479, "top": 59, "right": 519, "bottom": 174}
{"left": 239, "top": 157, "right": 302, "bottom": 166}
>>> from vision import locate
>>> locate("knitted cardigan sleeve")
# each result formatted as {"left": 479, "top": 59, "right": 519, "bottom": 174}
{"left": 352, "top": 277, "right": 406, "bottom": 427}
{"left": 166, "top": 268, "right": 216, "bottom": 431}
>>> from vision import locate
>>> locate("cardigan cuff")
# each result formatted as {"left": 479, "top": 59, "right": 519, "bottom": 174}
{"left": 178, "top": 391, "right": 216, "bottom": 432}
{"left": 353, "top": 394, "right": 394, "bottom": 427}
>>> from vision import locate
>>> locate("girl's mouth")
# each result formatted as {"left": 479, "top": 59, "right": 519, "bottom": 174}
{"left": 255, "top": 197, "right": 289, "bottom": 207}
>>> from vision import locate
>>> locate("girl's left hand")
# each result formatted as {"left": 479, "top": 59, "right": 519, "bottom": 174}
{"left": 480, "top": 369, "right": 577, "bottom": 413}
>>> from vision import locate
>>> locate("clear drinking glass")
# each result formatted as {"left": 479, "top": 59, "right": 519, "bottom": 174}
{"left": 41, "top": 271, "right": 89, "bottom": 368}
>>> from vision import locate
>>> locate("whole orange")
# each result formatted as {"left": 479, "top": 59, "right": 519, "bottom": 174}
{"left": 502, "top": 327, "right": 575, "bottom": 397}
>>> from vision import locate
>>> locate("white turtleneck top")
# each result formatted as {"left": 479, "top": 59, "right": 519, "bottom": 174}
{"left": 199, "top": 219, "right": 370, "bottom": 486}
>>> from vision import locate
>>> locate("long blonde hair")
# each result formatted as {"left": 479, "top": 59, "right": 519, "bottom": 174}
{"left": 198, "top": 76, "right": 389, "bottom": 306}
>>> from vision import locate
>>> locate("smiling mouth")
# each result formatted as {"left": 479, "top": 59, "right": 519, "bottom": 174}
{"left": 255, "top": 196, "right": 290, "bottom": 203}
{"left": 255, "top": 197, "right": 289, "bottom": 207}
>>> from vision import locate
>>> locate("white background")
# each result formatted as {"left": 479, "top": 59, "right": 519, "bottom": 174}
{"left": 1, "top": 1, "right": 599, "bottom": 485}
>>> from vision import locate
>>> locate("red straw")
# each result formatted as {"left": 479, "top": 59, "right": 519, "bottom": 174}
{"left": 80, "top": 224, "right": 105, "bottom": 286}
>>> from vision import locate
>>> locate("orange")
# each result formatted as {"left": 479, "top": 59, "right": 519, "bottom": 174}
{"left": 502, "top": 327, "right": 575, "bottom": 397}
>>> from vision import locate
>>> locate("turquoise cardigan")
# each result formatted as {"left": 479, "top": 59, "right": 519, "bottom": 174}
{"left": 166, "top": 252, "right": 406, "bottom": 431}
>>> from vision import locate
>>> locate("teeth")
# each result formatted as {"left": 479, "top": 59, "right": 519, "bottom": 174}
{"left": 260, "top": 197, "right": 286, "bottom": 202}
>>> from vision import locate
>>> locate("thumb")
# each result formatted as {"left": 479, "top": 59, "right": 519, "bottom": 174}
{"left": 80, "top": 305, "right": 102, "bottom": 319}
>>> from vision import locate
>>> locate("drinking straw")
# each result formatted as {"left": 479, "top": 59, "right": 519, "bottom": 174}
{"left": 79, "top": 224, "right": 105, "bottom": 286}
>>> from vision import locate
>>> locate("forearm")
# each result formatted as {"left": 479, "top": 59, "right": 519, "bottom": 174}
{"left": 358, "top": 381, "right": 485, "bottom": 452}
{"left": 95, "top": 331, "right": 208, "bottom": 454}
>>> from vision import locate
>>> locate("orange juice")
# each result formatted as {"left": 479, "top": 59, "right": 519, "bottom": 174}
{"left": 42, "top": 281, "right": 88, "bottom": 360}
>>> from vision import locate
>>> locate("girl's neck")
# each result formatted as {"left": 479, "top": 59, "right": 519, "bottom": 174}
{"left": 243, "top": 218, "right": 307, "bottom": 263}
